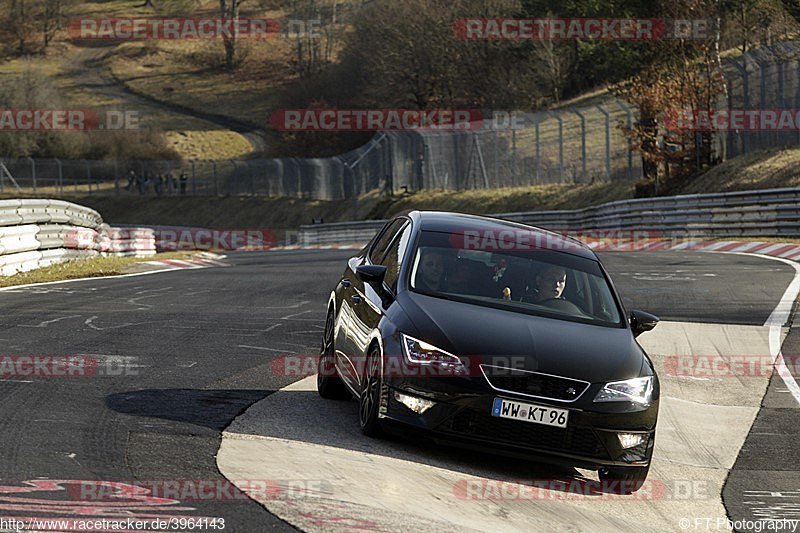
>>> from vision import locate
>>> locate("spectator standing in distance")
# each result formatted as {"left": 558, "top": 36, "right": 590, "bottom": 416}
{"left": 179, "top": 171, "right": 188, "bottom": 195}
{"left": 164, "top": 171, "right": 175, "bottom": 194}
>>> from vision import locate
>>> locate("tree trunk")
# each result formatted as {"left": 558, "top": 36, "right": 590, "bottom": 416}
{"left": 220, "top": 0, "right": 243, "bottom": 70}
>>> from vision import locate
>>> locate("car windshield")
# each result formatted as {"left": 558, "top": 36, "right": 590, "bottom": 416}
{"left": 409, "top": 230, "right": 624, "bottom": 327}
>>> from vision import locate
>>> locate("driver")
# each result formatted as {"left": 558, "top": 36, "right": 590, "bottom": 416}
{"left": 525, "top": 265, "right": 567, "bottom": 303}
{"left": 415, "top": 248, "right": 446, "bottom": 292}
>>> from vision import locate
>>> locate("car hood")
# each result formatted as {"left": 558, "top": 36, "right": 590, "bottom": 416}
{"left": 397, "top": 291, "right": 644, "bottom": 383}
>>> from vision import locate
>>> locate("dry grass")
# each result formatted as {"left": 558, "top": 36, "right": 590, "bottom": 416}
{"left": 164, "top": 130, "right": 254, "bottom": 160}
{"left": 0, "top": 251, "right": 196, "bottom": 288}
{"left": 369, "top": 182, "right": 634, "bottom": 219}
{"left": 0, "top": 47, "right": 253, "bottom": 160}
{"left": 106, "top": 40, "right": 291, "bottom": 129}
{"left": 681, "top": 146, "right": 800, "bottom": 193}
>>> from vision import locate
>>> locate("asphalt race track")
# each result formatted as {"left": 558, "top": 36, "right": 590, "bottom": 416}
{"left": 0, "top": 250, "right": 798, "bottom": 532}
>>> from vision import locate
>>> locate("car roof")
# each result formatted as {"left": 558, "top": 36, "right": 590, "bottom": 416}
{"left": 405, "top": 210, "right": 597, "bottom": 261}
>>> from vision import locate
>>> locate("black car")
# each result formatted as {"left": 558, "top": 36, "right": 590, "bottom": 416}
{"left": 318, "top": 211, "right": 660, "bottom": 492}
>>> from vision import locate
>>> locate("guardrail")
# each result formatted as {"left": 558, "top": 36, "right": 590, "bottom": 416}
{"left": 0, "top": 200, "right": 156, "bottom": 276}
{"left": 297, "top": 187, "right": 800, "bottom": 246}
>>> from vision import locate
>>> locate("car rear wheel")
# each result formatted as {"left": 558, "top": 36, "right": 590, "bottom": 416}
{"left": 317, "top": 311, "right": 351, "bottom": 400}
{"left": 598, "top": 465, "right": 650, "bottom": 494}
{"left": 359, "top": 346, "right": 384, "bottom": 437}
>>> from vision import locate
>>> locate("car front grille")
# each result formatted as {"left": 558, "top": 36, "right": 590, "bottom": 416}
{"left": 442, "top": 409, "right": 609, "bottom": 459}
{"left": 480, "top": 365, "right": 590, "bottom": 402}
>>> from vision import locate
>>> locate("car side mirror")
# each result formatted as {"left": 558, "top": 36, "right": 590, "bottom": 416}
{"left": 356, "top": 264, "right": 387, "bottom": 285}
{"left": 630, "top": 310, "right": 659, "bottom": 337}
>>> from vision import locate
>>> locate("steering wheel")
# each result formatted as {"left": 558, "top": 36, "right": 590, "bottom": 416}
{"left": 537, "top": 297, "right": 587, "bottom": 316}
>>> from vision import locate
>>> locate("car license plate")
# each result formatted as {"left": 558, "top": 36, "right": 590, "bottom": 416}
{"left": 491, "top": 397, "right": 569, "bottom": 428}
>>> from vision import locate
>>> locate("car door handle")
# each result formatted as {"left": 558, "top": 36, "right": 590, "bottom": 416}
{"left": 351, "top": 295, "right": 362, "bottom": 304}
{"left": 340, "top": 279, "right": 351, "bottom": 288}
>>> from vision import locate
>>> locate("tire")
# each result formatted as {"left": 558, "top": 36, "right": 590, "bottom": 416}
{"left": 317, "top": 311, "right": 351, "bottom": 400}
{"left": 598, "top": 464, "right": 650, "bottom": 494}
{"left": 359, "top": 346, "right": 384, "bottom": 437}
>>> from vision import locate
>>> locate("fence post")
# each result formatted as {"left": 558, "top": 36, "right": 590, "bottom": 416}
{"left": 211, "top": 161, "right": 218, "bottom": 195}
{"left": 228, "top": 160, "right": 238, "bottom": 195}
{"left": 248, "top": 161, "right": 255, "bottom": 194}
{"left": 472, "top": 134, "right": 490, "bottom": 188}
{"left": 114, "top": 160, "right": 119, "bottom": 195}
{"left": 493, "top": 130, "right": 499, "bottom": 187}
{"left": 511, "top": 128, "right": 517, "bottom": 187}
{"left": 796, "top": 52, "right": 800, "bottom": 147}
{"left": 548, "top": 111, "right": 564, "bottom": 183}
{"left": 86, "top": 160, "right": 92, "bottom": 194}
{"left": 617, "top": 100, "right": 635, "bottom": 180}
{"left": 535, "top": 114, "right": 541, "bottom": 184}
{"left": 55, "top": 158, "right": 63, "bottom": 194}
{"left": 731, "top": 58, "right": 749, "bottom": 154}
{"left": 191, "top": 160, "right": 197, "bottom": 195}
{"left": 778, "top": 49, "right": 787, "bottom": 147}
{"left": 596, "top": 104, "right": 611, "bottom": 180}
{"left": 572, "top": 108, "right": 587, "bottom": 183}
{"left": 28, "top": 157, "right": 36, "bottom": 192}
{"left": 756, "top": 53, "right": 767, "bottom": 151}
{"left": 295, "top": 158, "right": 302, "bottom": 198}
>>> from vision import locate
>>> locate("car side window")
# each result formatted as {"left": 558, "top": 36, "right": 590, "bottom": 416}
{"left": 369, "top": 219, "right": 405, "bottom": 264}
{"left": 379, "top": 222, "right": 412, "bottom": 293}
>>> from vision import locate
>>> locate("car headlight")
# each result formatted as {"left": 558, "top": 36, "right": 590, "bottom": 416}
{"left": 401, "top": 334, "right": 463, "bottom": 367}
{"left": 594, "top": 376, "right": 654, "bottom": 405}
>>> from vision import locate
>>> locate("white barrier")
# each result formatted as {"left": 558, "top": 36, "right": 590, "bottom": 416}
{"left": 0, "top": 199, "right": 156, "bottom": 276}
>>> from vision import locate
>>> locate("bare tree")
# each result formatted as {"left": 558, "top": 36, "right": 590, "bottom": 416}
{"left": 41, "top": 0, "right": 65, "bottom": 48}
{"left": 8, "top": 0, "right": 36, "bottom": 54}
{"left": 219, "top": 0, "right": 247, "bottom": 70}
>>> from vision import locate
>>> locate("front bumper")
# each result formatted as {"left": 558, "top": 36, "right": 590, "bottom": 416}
{"left": 381, "top": 382, "right": 658, "bottom": 470}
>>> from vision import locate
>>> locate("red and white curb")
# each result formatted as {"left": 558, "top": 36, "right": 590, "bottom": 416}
{"left": 259, "top": 244, "right": 364, "bottom": 251}
{"left": 145, "top": 252, "right": 229, "bottom": 270}
{"left": 586, "top": 239, "right": 800, "bottom": 261}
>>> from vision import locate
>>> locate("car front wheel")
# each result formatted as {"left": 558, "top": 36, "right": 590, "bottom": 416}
{"left": 598, "top": 465, "right": 650, "bottom": 494}
{"left": 317, "top": 311, "right": 351, "bottom": 400}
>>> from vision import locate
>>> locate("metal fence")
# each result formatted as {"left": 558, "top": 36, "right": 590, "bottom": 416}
{"left": 4, "top": 42, "right": 800, "bottom": 199}
{"left": 718, "top": 41, "right": 800, "bottom": 160}
{"left": 0, "top": 137, "right": 391, "bottom": 200}
{"left": 298, "top": 187, "right": 800, "bottom": 246}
